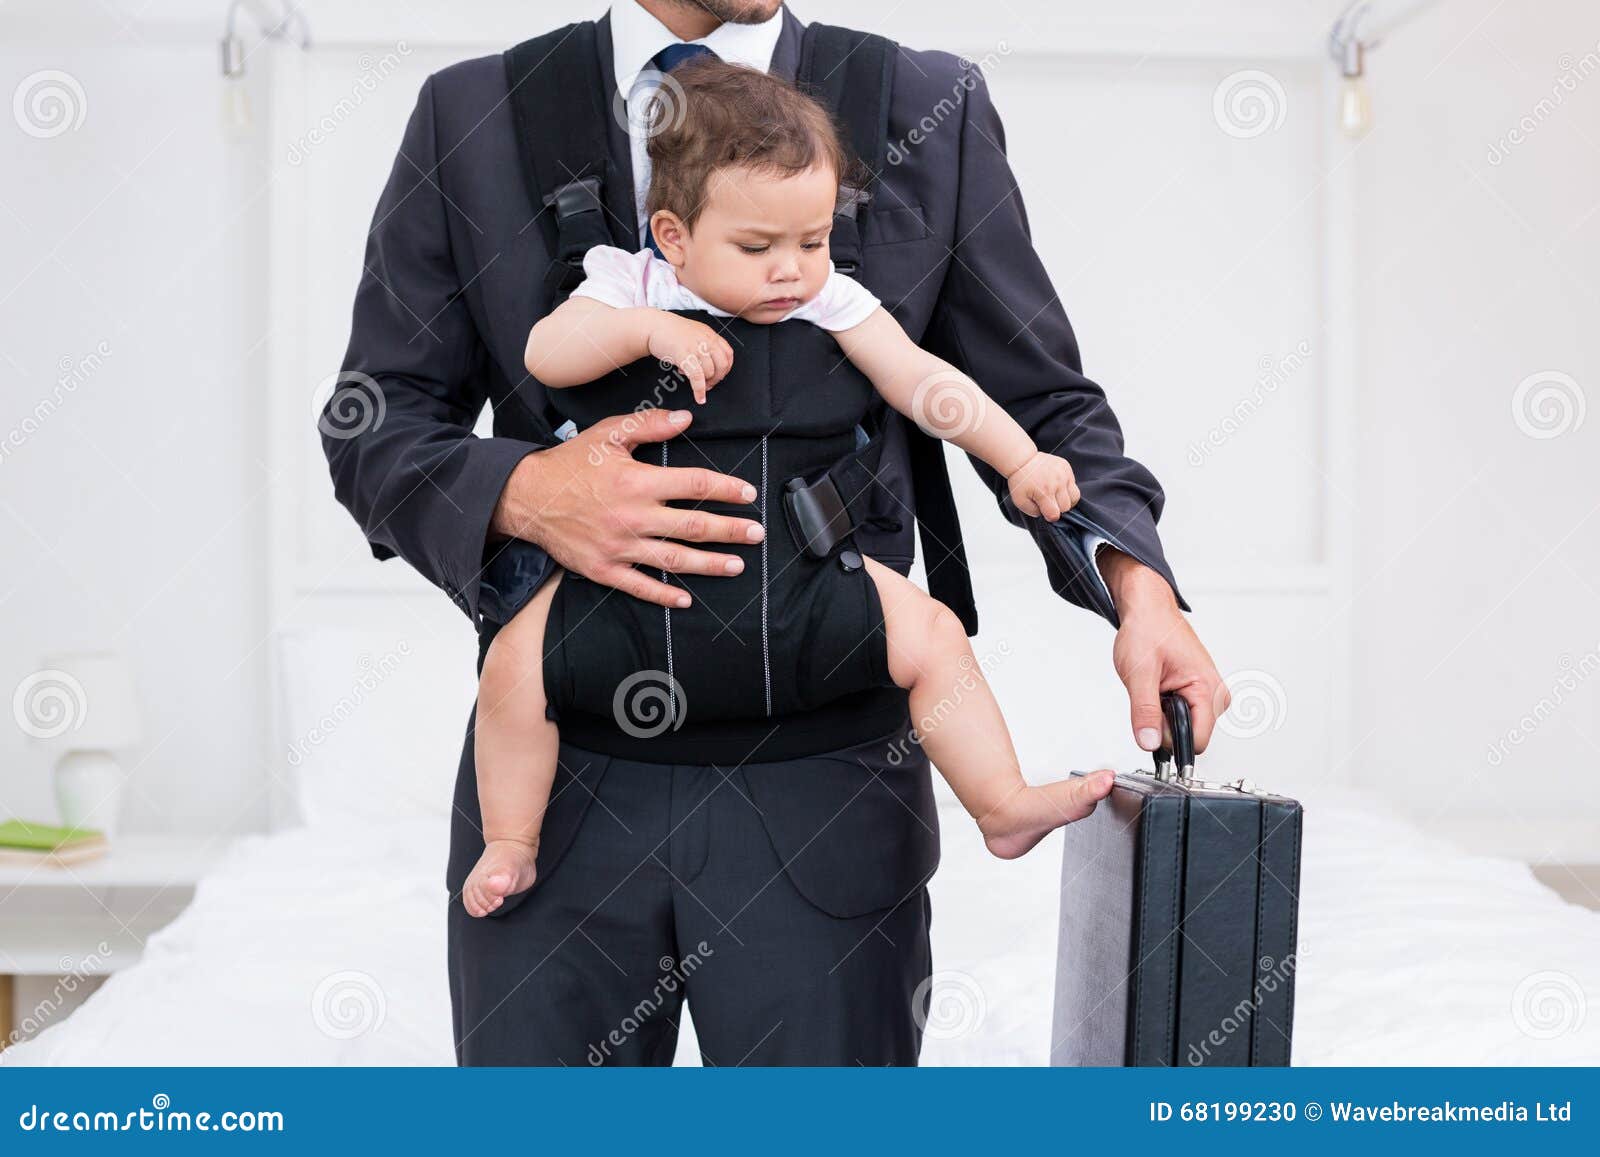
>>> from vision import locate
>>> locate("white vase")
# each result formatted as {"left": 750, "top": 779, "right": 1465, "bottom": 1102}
{"left": 53, "top": 749, "right": 125, "bottom": 837}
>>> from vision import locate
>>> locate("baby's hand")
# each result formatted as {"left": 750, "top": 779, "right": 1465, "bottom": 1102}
{"left": 646, "top": 314, "right": 734, "bottom": 404}
{"left": 1007, "top": 451, "right": 1080, "bottom": 521}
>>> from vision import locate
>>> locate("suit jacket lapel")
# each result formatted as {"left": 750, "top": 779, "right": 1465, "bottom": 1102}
{"left": 771, "top": 7, "right": 802, "bottom": 82}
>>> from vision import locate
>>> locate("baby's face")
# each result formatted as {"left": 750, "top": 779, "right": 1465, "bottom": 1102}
{"left": 655, "top": 164, "right": 838, "bottom": 323}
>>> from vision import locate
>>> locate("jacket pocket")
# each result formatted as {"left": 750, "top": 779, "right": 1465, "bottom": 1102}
{"left": 863, "top": 203, "right": 932, "bottom": 248}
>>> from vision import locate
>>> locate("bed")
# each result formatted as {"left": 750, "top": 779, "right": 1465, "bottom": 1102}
{"left": 6, "top": 632, "right": 1597, "bottom": 1066}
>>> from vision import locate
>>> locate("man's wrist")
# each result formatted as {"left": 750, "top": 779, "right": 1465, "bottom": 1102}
{"left": 1098, "top": 547, "right": 1178, "bottom": 617}
{"left": 489, "top": 450, "right": 547, "bottom": 543}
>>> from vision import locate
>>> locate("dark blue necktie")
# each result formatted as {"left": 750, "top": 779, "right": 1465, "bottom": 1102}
{"left": 652, "top": 41, "right": 714, "bottom": 76}
{"left": 645, "top": 43, "right": 717, "bottom": 256}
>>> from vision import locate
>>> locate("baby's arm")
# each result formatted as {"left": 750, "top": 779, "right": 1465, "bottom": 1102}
{"left": 526, "top": 300, "right": 733, "bottom": 402}
{"left": 832, "top": 308, "right": 1079, "bottom": 519}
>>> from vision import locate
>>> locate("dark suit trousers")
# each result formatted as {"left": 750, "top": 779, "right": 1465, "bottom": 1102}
{"left": 446, "top": 718, "right": 940, "bottom": 1066}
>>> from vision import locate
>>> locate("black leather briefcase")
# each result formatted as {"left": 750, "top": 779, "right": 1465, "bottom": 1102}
{"left": 1051, "top": 694, "right": 1303, "bottom": 1066}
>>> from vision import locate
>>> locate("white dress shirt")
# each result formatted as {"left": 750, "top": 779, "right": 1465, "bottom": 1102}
{"left": 606, "top": 3, "right": 1116, "bottom": 605}
{"left": 610, "top": 1, "right": 786, "bottom": 241}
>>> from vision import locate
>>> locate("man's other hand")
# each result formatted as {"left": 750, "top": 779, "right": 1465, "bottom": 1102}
{"left": 491, "top": 408, "right": 764, "bottom": 608}
{"left": 1099, "top": 548, "right": 1231, "bottom": 755}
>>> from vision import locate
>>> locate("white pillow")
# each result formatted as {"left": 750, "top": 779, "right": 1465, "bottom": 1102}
{"left": 276, "top": 630, "right": 479, "bottom": 828}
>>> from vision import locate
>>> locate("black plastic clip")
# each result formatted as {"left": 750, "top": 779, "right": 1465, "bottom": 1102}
{"left": 783, "top": 474, "right": 855, "bottom": 559}
{"left": 542, "top": 175, "right": 608, "bottom": 291}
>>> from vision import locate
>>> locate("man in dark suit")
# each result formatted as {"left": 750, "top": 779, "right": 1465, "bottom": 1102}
{"left": 325, "top": 0, "right": 1228, "bottom": 1065}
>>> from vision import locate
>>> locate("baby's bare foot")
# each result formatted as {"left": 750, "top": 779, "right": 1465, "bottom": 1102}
{"left": 979, "top": 770, "right": 1116, "bottom": 860}
{"left": 463, "top": 839, "right": 540, "bottom": 917}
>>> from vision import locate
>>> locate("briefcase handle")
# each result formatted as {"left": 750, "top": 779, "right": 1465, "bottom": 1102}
{"left": 1152, "top": 691, "right": 1195, "bottom": 782}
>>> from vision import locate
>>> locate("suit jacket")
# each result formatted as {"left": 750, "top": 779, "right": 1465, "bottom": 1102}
{"left": 324, "top": 6, "right": 1185, "bottom": 635}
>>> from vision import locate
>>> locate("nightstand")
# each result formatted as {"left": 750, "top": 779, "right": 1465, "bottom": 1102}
{"left": 0, "top": 835, "right": 231, "bottom": 1048}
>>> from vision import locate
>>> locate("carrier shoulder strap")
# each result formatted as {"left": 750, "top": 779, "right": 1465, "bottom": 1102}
{"left": 794, "top": 25, "right": 979, "bottom": 635}
{"left": 796, "top": 23, "right": 895, "bottom": 278}
{"left": 505, "top": 22, "right": 622, "bottom": 294}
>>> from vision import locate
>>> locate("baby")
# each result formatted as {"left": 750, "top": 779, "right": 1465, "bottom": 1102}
{"left": 463, "top": 58, "right": 1115, "bottom": 917}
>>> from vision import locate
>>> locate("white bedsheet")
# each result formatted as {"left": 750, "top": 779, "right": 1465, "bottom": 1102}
{"left": 6, "top": 789, "right": 1597, "bottom": 1066}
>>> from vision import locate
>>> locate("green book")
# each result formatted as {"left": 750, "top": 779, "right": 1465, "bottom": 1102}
{"left": 0, "top": 819, "right": 106, "bottom": 851}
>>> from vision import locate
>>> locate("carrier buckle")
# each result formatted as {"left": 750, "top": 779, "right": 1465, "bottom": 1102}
{"left": 783, "top": 474, "right": 855, "bottom": 559}
{"left": 830, "top": 185, "right": 870, "bottom": 275}
{"left": 542, "top": 175, "right": 607, "bottom": 289}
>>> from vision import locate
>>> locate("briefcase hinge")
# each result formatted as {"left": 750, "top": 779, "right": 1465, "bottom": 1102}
{"left": 1143, "top": 758, "right": 1271, "bottom": 796}
{"left": 1181, "top": 773, "right": 1272, "bottom": 797}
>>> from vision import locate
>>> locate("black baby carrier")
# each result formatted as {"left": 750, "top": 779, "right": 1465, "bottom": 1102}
{"left": 502, "top": 19, "right": 977, "bottom": 762}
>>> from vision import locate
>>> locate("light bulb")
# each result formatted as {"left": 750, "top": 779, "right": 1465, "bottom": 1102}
{"left": 1339, "top": 74, "right": 1371, "bottom": 137}
{"left": 223, "top": 81, "right": 252, "bottom": 136}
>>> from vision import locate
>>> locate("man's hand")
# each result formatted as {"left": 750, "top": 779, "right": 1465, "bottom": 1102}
{"left": 490, "top": 408, "right": 764, "bottom": 608}
{"left": 1099, "top": 548, "right": 1231, "bottom": 755}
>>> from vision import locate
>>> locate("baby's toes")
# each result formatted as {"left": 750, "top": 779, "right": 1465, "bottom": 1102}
{"left": 485, "top": 871, "right": 513, "bottom": 898}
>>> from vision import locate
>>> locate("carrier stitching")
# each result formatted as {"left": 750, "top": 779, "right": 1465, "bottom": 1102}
{"left": 661, "top": 442, "right": 676, "bottom": 720}
{"left": 760, "top": 433, "right": 772, "bottom": 716}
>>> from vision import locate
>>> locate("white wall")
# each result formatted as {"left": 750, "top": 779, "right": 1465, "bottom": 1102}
{"left": 1349, "top": 0, "right": 1600, "bottom": 857}
{"left": 1, "top": 29, "right": 273, "bottom": 834}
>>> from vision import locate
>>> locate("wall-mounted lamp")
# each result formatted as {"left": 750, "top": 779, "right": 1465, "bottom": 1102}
{"left": 220, "top": 0, "right": 312, "bottom": 132}
{"left": 1328, "top": 0, "right": 1441, "bottom": 138}
{"left": 1329, "top": 2, "right": 1376, "bottom": 137}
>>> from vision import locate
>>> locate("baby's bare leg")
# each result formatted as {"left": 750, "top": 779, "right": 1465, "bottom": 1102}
{"left": 863, "top": 558, "right": 1114, "bottom": 859}
{"left": 464, "top": 570, "right": 564, "bottom": 917}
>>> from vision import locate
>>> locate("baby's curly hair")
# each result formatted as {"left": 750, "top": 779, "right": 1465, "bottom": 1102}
{"left": 644, "top": 57, "right": 866, "bottom": 229}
